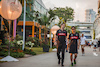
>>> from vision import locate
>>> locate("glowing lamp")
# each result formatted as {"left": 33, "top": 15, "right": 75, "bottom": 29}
{"left": 51, "top": 25, "right": 60, "bottom": 34}
{"left": 1, "top": 0, "right": 22, "bottom": 20}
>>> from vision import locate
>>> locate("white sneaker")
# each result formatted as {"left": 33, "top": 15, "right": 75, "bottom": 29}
{"left": 82, "top": 53, "right": 85, "bottom": 56}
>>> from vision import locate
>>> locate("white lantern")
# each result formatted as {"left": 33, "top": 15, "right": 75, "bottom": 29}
{"left": 1, "top": 0, "right": 22, "bottom": 20}
{"left": 0, "top": 0, "right": 22, "bottom": 62}
{"left": 51, "top": 25, "right": 60, "bottom": 34}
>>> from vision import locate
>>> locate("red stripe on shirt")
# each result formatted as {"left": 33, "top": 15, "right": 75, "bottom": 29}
{"left": 70, "top": 36, "right": 78, "bottom": 39}
{"left": 58, "top": 33, "right": 66, "bottom": 36}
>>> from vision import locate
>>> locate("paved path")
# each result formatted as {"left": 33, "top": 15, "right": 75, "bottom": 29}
{"left": 0, "top": 46, "right": 100, "bottom": 67}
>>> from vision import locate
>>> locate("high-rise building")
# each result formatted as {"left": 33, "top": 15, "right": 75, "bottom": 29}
{"left": 85, "top": 9, "right": 96, "bottom": 23}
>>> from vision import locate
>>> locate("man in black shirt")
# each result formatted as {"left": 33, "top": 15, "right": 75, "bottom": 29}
{"left": 67, "top": 26, "right": 80, "bottom": 66}
{"left": 54, "top": 23, "right": 67, "bottom": 66}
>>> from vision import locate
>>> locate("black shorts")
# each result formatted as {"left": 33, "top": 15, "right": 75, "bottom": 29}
{"left": 57, "top": 42, "right": 66, "bottom": 53}
{"left": 69, "top": 44, "right": 78, "bottom": 54}
{"left": 89, "top": 45, "right": 91, "bottom": 46}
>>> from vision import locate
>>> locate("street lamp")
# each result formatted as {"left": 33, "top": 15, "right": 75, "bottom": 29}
{"left": 22, "top": 0, "right": 26, "bottom": 50}
{"left": 0, "top": 0, "right": 22, "bottom": 62}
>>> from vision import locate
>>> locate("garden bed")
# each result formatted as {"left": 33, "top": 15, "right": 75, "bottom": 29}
{"left": 0, "top": 46, "right": 36, "bottom": 58}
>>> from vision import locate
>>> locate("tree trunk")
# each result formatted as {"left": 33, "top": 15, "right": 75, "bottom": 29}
{"left": 44, "top": 28, "right": 48, "bottom": 45}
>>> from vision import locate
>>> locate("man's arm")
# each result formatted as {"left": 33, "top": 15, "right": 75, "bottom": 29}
{"left": 85, "top": 40, "right": 87, "bottom": 46}
{"left": 66, "top": 33, "right": 69, "bottom": 50}
{"left": 67, "top": 39, "right": 69, "bottom": 50}
{"left": 54, "top": 35, "right": 58, "bottom": 45}
{"left": 78, "top": 39, "right": 80, "bottom": 49}
{"left": 78, "top": 33, "right": 80, "bottom": 49}
{"left": 54, "top": 30, "right": 58, "bottom": 45}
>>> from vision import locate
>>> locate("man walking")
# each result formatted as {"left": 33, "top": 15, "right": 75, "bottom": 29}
{"left": 54, "top": 23, "right": 67, "bottom": 66}
{"left": 67, "top": 26, "right": 80, "bottom": 66}
{"left": 80, "top": 34, "right": 86, "bottom": 56}
{"left": 93, "top": 38, "right": 98, "bottom": 51}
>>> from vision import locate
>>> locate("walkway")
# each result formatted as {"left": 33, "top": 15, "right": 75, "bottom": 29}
{"left": 0, "top": 46, "right": 100, "bottom": 67}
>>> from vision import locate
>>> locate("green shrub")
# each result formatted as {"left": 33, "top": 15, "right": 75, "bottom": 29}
{"left": 11, "top": 52, "right": 24, "bottom": 58}
{"left": 0, "top": 47, "right": 25, "bottom": 58}
{"left": 24, "top": 48, "right": 36, "bottom": 55}
{"left": 16, "top": 35, "right": 23, "bottom": 41}
{"left": 4, "top": 39, "right": 9, "bottom": 45}
{"left": 0, "top": 52, "right": 8, "bottom": 57}
{"left": 26, "top": 37, "right": 35, "bottom": 42}
{"left": 26, "top": 37, "right": 38, "bottom": 47}
{"left": 0, "top": 52, "right": 24, "bottom": 58}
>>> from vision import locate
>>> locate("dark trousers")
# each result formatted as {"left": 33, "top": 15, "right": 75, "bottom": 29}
{"left": 57, "top": 42, "right": 66, "bottom": 64}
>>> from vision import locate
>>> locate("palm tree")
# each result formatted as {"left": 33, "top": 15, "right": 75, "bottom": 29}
{"left": 48, "top": 9, "right": 55, "bottom": 22}
{"left": 38, "top": 14, "right": 55, "bottom": 45}
{"left": 64, "top": 25, "right": 71, "bottom": 33}
{"left": 38, "top": 15, "right": 50, "bottom": 44}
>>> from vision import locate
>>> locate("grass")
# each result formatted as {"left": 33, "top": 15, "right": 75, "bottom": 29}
{"left": 25, "top": 47, "right": 53, "bottom": 55}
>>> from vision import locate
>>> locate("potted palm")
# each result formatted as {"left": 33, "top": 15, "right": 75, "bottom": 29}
{"left": 42, "top": 40, "right": 49, "bottom": 52}
{"left": 37, "top": 10, "right": 55, "bottom": 52}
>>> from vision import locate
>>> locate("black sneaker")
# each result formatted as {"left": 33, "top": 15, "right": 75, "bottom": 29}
{"left": 58, "top": 59, "right": 60, "bottom": 64}
{"left": 71, "top": 63, "right": 73, "bottom": 66}
{"left": 74, "top": 60, "right": 76, "bottom": 64}
{"left": 61, "top": 59, "right": 64, "bottom": 66}
{"left": 61, "top": 64, "right": 64, "bottom": 67}
{"left": 66, "top": 50, "right": 68, "bottom": 52}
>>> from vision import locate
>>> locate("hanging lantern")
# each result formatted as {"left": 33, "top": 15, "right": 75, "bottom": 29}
{"left": 1, "top": 0, "right": 22, "bottom": 20}
{"left": 51, "top": 25, "right": 60, "bottom": 34}
{"left": 0, "top": 1, "right": 2, "bottom": 15}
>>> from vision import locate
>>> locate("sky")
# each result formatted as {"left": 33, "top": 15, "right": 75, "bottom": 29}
{"left": 42, "top": 0, "right": 98, "bottom": 22}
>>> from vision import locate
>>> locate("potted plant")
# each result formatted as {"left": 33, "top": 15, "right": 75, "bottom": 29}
{"left": 42, "top": 40, "right": 49, "bottom": 52}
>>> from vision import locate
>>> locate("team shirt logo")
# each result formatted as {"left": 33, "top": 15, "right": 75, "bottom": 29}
{"left": 58, "top": 33, "right": 66, "bottom": 36}
{"left": 69, "top": 33, "right": 79, "bottom": 39}
{"left": 70, "top": 36, "right": 78, "bottom": 39}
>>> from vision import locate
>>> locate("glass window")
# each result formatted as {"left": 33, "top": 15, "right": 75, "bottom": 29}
{"left": 85, "top": 36, "right": 92, "bottom": 39}
{"left": 80, "top": 31, "right": 90, "bottom": 33}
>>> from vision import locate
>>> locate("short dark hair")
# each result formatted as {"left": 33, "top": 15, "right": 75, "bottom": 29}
{"left": 71, "top": 26, "right": 76, "bottom": 29}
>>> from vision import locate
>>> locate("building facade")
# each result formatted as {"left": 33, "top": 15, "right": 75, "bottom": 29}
{"left": 67, "top": 21, "right": 93, "bottom": 41}
{"left": 1, "top": 0, "right": 48, "bottom": 40}
{"left": 85, "top": 9, "right": 96, "bottom": 23}
{"left": 18, "top": 0, "right": 48, "bottom": 39}
{"left": 94, "top": 0, "right": 100, "bottom": 39}
{"left": 33, "top": 0, "right": 48, "bottom": 15}
{"left": 94, "top": 15, "right": 100, "bottom": 39}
